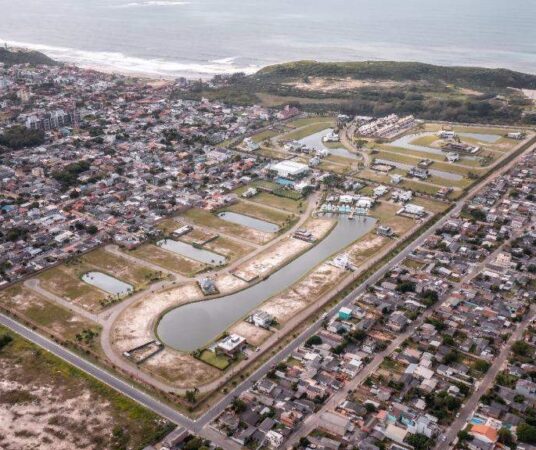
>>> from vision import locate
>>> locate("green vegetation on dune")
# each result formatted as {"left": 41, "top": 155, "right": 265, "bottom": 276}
{"left": 256, "top": 60, "right": 536, "bottom": 89}
{"left": 176, "top": 61, "right": 536, "bottom": 125}
{"left": 0, "top": 47, "right": 58, "bottom": 67}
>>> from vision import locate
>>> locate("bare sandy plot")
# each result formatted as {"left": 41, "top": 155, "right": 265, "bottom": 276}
{"left": 287, "top": 77, "right": 405, "bottom": 93}
{"left": 142, "top": 349, "right": 220, "bottom": 387}
{"left": 0, "top": 379, "right": 112, "bottom": 450}
{"left": 347, "top": 234, "right": 389, "bottom": 266}
{"left": 228, "top": 322, "right": 272, "bottom": 347}
{"left": 300, "top": 216, "right": 337, "bottom": 240}
{"left": 214, "top": 273, "right": 248, "bottom": 294}
{"left": 261, "top": 263, "right": 346, "bottom": 323}
{"left": 0, "top": 333, "right": 170, "bottom": 450}
{"left": 111, "top": 283, "right": 202, "bottom": 353}
{"left": 232, "top": 238, "right": 310, "bottom": 281}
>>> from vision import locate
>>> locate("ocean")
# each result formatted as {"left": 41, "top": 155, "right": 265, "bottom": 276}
{"left": 0, "top": 0, "right": 535, "bottom": 78}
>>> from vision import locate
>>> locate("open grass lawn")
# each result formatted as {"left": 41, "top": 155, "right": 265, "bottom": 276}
{"left": 319, "top": 160, "right": 354, "bottom": 175}
{"left": 371, "top": 202, "right": 415, "bottom": 234}
{"left": 250, "top": 129, "right": 278, "bottom": 143}
{"left": 383, "top": 142, "right": 504, "bottom": 168}
{"left": 377, "top": 148, "right": 480, "bottom": 177}
{"left": 283, "top": 122, "right": 333, "bottom": 141}
{"left": 82, "top": 248, "right": 158, "bottom": 289}
{"left": 183, "top": 208, "right": 270, "bottom": 244}
{"left": 412, "top": 197, "right": 451, "bottom": 214}
{"left": 184, "top": 208, "right": 250, "bottom": 234}
{"left": 156, "top": 218, "right": 180, "bottom": 234}
{"left": 0, "top": 285, "right": 101, "bottom": 343}
{"left": 427, "top": 174, "right": 471, "bottom": 189}
{"left": 257, "top": 147, "right": 287, "bottom": 160}
{"left": 38, "top": 265, "right": 106, "bottom": 312}
{"left": 130, "top": 244, "right": 206, "bottom": 277}
{"left": 198, "top": 350, "right": 231, "bottom": 370}
{"left": 402, "top": 258, "right": 427, "bottom": 270}
{"left": 410, "top": 134, "right": 440, "bottom": 146}
{"left": 0, "top": 326, "right": 173, "bottom": 449}
{"left": 285, "top": 116, "right": 335, "bottom": 129}
{"left": 247, "top": 191, "right": 305, "bottom": 214}
{"left": 203, "top": 235, "right": 254, "bottom": 262}
{"left": 227, "top": 200, "right": 296, "bottom": 228}
{"left": 399, "top": 179, "right": 441, "bottom": 195}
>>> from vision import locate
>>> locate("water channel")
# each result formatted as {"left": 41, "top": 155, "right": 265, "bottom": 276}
{"left": 158, "top": 239, "right": 226, "bottom": 266}
{"left": 157, "top": 216, "right": 376, "bottom": 351}
{"left": 218, "top": 211, "right": 280, "bottom": 233}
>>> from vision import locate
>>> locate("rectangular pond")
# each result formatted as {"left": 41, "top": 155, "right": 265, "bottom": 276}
{"left": 218, "top": 211, "right": 280, "bottom": 233}
{"left": 82, "top": 271, "right": 133, "bottom": 296}
{"left": 157, "top": 239, "right": 226, "bottom": 266}
{"left": 157, "top": 216, "right": 376, "bottom": 352}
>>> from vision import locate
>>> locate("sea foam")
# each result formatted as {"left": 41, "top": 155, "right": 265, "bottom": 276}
{"left": 0, "top": 39, "right": 261, "bottom": 78}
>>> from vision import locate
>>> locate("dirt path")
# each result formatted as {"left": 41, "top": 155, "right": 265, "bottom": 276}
{"left": 24, "top": 278, "right": 102, "bottom": 324}
{"left": 105, "top": 244, "right": 189, "bottom": 282}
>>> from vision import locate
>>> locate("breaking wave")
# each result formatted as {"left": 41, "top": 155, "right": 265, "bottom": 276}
{"left": 0, "top": 39, "right": 261, "bottom": 78}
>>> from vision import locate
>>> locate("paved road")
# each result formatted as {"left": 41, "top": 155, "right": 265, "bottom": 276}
{"left": 284, "top": 231, "right": 523, "bottom": 446}
{"left": 1, "top": 139, "right": 532, "bottom": 446}
{"left": 0, "top": 313, "right": 197, "bottom": 431}
{"left": 436, "top": 306, "right": 536, "bottom": 450}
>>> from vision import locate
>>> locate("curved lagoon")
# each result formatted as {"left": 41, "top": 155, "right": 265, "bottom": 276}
{"left": 218, "top": 211, "right": 279, "bottom": 233}
{"left": 158, "top": 239, "right": 226, "bottom": 266}
{"left": 82, "top": 271, "right": 132, "bottom": 296}
{"left": 299, "top": 128, "right": 359, "bottom": 160}
{"left": 158, "top": 216, "right": 376, "bottom": 351}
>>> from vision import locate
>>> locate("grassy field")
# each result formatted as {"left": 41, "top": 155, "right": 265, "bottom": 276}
{"left": 411, "top": 134, "right": 439, "bottom": 146}
{"left": 399, "top": 179, "right": 441, "bottom": 195}
{"left": 319, "top": 160, "right": 354, "bottom": 175}
{"left": 375, "top": 149, "right": 479, "bottom": 177}
{"left": 282, "top": 122, "right": 333, "bottom": 141}
{"left": 82, "top": 248, "right": 160, "bottom": 288}
{"left": 0, "top": 326, "right": 173, "bottom": 449}
{"left": 371, "top": 201, "right": 415, "bottom": 234}
{"left": 226, "top": 200, "right": 296, "bottom": 228}
{"left": 183, "top": 208, "right": 271, "bottom": 244}
{"left": 37, "top": 249, "right": 160, "bottom": 312}
{"left": 38, "top": 265, "right": 107, "bottom": 312}
{"left": 203, "top": 236, "right": 254, "bottom": 262}
{"left": 0, "top": 285, "right": 101, "bottom": 344}
{"left": 412, "top": 197, "right": 451, "bottom": 214}
{"left": 130, "top": 244, "right": 206, "bottom": 277}
{"left": 285, "top": 116, "right": 336, "bottom": 129}
{"left": 156, "top": 218, "right": 181, "bottom": 234}
{"left": 250, "top": 129, "right": 278, "bottom": 143}
{"left": 235, "top": 189, "right": 305, "bottom": 214}
{"left": 198, "top": 350, "right": 231, "bottom": 370}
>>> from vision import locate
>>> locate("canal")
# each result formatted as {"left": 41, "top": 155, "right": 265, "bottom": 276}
{"left": 157, "top": 216, "right": 376, "bottom": 351}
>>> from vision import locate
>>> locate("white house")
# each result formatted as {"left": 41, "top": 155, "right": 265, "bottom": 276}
{"left": 270, "top": 160, "right": 309, "bottom": 178}
{"left": 322, "top": 130, "right": 340, "bottom": 143}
